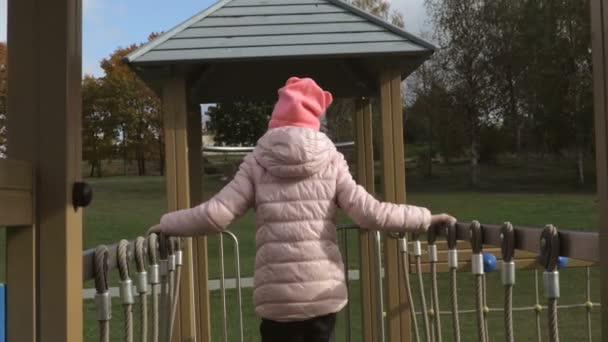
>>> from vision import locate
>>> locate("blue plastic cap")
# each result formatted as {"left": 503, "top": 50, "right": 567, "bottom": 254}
{"left": 483, "top": 252, "right": 497, "bottom": 272}
{"left": 558, "top": 256, "right": 568, "bottom": 269}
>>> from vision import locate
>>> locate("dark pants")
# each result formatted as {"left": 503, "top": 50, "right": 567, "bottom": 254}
{"left": 260, "top": 313, "right": 336, "bottom": 342}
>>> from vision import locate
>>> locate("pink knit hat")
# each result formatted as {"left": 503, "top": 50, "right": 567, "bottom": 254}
{"left": 268, "top": 77, "right": 333, "bottom": 130}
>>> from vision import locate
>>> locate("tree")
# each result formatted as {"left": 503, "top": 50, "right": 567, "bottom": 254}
{"left": 82, "top": 75, "right": 118, "bottom": 177}
{"left": 407, "top": 56, "right": 465, "bottom": 176}
{"left": 100, "top": 33, "right": 162, "bottom": 176}
{"left": 427, "top": 0, "right": 493, "bottom": 187}
{"left": 0, "top": 42, "right": 7, "bottom": 158}
{"left": 207, "top": 102, "right": 273, "bottom": 146}
{"left": 348, "top": 0, "right": 405, "bottom": 27}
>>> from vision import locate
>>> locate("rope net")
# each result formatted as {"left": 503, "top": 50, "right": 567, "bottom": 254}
{"left": 88, "top": 222, "right": 600, "bottom": 342}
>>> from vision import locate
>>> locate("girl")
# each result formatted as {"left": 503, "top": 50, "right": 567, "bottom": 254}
{"left": 148, "top": 77, "right": 456, "bottom": 342}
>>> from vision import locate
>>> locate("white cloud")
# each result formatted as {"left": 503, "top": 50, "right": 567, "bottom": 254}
{"left": 390, "top": 0, "right": 430, "bottom": 35}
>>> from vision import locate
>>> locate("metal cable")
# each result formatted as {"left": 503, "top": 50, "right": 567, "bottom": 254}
{"left": 166, "top": 237, "right": 176, "bottom": 341}
{"left": 470, "top": 221, "right": 488, "bottom": 342}
{"left": 169, "top": 238, "right": 182, "bottom": 341}
{"left": 483, "top": 275, "right": 490, "bottom": 341}
{"left": 399, "top": 236, "right": 421, "bottom": 342}
{"left": 540, "top": 225, "right": 560, "bottom": 342}
{"left": 219, "top": 233, "right": 228, "bottom": 342}
{"left": 416, "top": 301, "right": 600, "bottom": 316}
{"left": 534, "top": 269, "right": 542, "bottom": 342}
{"left": 446, "top": 223, "right": 461, "bottom": 342}
{"left": 135, "top": 237, "right": 148, "bottom": 342}
{"left": 118, "top": 240, "right": 134, "bottom": 342}
{"left": 548, "top": 299, "right": 559, "bottom": 342}
{"left": 475, "top": 274, "right": 487, "bottom": 342}
{"left": 223, "top": 231, "right": 245, "bottom": 342}
{"left": 414, "top": 238, "right": 431, "bottom": 342}
{"left": 95, "top": 245, "right": 111, "bottom": 342}
{"left": 427, "top": 225, "right": 442, "bottom": 342}
{"left": 504, "top": 285, "right": 513, "bottom": 342}
{"left": 147, "top": 234, "right": 160, "bottom": 342}
{"left": 159, "top": 234, "right": 170, "bottom": 342}
{"left": 449, "top": 268, "right": 461, "bottom": 342}
{"left": 586, "top": 267, "right": 593, "bottom": 342}
{"left": 501, "top": 223, "right": 515, "bottom": 342}
{"left": 342, "top": 228, "right": 352, "bottom": 342}
{"left": 373, "top": 231, "right": 386, "bottom": 342}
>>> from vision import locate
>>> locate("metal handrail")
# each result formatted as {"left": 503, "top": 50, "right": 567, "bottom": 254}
{"left": 202, "top": 141, "right": 355, "bottom": 153}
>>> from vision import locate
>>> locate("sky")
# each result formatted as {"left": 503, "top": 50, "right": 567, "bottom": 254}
{"left": 0, "top": 0, "right": 430, "bottom": 77}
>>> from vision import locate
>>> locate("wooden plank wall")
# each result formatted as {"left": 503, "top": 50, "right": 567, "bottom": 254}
{"left": 0, "top": 160, "right": 33, "bottom": 227}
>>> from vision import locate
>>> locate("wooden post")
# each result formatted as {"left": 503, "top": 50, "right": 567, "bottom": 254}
{"left": 590, "top": 0, "right": 608, "bottom": 337}
{"left": 355, "top": 99, "right": 378, "bottom": 342}
{"left": 379, "top": 68, "right": 411, "bottom": 342}
{"left": 162, "top": 76, "right": 198, "bottom": 341}
{"left": 187, "top": 101, "right": 212, "bottom": 342}
{"left": 7, "top": 0, "right": 83, "bottom": 341}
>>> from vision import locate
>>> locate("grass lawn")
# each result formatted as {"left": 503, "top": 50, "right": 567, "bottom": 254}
{"left": 77, "top": 159, "right": 601, "bottom": 341}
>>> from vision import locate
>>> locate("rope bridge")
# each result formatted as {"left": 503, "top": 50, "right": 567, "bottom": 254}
{"left": 82, "top": 221, "right": 600, "bottom": 342}
{"left": 337, "top": 222, "right": 600, "bottom": 342}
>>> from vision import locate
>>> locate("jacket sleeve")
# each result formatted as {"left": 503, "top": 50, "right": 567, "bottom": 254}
{"left": 158, "top": 155, "right": 255, "bottom": 236}
{"left": 335, "top": 153, "right": 431, "bottom": 233}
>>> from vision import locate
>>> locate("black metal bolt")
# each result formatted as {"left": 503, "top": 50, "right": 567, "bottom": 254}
{"left": 73, "top": 182, "right": 93, "bottom": 209}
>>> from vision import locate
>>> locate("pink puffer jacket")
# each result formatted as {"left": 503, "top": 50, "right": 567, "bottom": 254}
{"left": 159, "top": 126, "right": 431, "bottom": 321}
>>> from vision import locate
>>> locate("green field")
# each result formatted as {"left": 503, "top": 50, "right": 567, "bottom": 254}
{"left": 81, "top": 158, "right": 602, "bottom": 341}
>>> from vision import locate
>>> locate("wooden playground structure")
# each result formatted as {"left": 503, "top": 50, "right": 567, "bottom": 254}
{"left": 1, "top": 0, "right": 608, "bottom": 341}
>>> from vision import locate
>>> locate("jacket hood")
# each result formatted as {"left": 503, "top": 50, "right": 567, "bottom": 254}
{"left": 253, "top": 126, "right": 336, "bottom": 178}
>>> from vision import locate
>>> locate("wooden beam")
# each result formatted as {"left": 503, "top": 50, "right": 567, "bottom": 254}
{"left": 187, "top": 100, "right": 212, "bottom": 342}
{"left": 354, "top": 99, "right": 378, "bottom": 342}
{"left": 379, "top": 67, "right": 410, "bottom": 342}
{"left": 7, "top": 0, "right": 83, "bottom": 340}
{"left": 410, "top": 258, "right": 595, "bottom": 274}
{"left": 590, "top": 0, "right": 608, "bottom": 337}
{"left": 162, "top": 76, "right": 197, "bottom": 341}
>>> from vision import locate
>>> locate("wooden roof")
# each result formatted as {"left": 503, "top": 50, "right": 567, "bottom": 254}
{"left": 124, "top": 0, "right": 436, "bottom": 101}
{"left": 126, "top": 0, "right": 435, "bottom": 64}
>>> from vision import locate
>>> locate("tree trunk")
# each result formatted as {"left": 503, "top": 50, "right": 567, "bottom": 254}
{"left": 426, "top": 111, "right": 433, "bottom": 178}
{"left": 89, "top": 161, "right": 95, "bottom": 178}
{"left": 470, "top": 139, "right": 479, "bottom": 188}
{"left": 516, "top": 122, "right": 524, "bottom": 153}
{"left": 578, "top": 147, "right": 585, "bottom": 186}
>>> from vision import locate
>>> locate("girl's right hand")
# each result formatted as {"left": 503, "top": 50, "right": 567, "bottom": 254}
{"left": 430, "top": 213, "right": 457, "bottom": 227}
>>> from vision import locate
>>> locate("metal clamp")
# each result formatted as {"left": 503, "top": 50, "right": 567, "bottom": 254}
{"left": 94, "top": 245, "right": 111, "bottom": 321}
{"left": 448, "top": 249, "right": 458, "bottom": 269}
{"left": 95, "top": 292, "right": 112, "bottom": 321}
{"left": 148, "top": 264, "right": 160, "bottom": 285}
{"left": 168, "top": 254, "right": 176, "bottom": 272}
{"left": 540, "top": 225, "right": 560, "bottom": 299}
{"left": 159, "top": 259, "right": 168, "bottom": 276}
{"left": 175, "top": 250, "right": 183, "bottom": 266}
{"left": 120, "top": 279, "right": 135, "bottom": 305}
{"left": 543, "top": 271, "right": 560, "bottom": 299}
{"left": 137, "top": 271, "right": 148, "bottom": 294}
{"left": 502, "top": 261, "right": 516, "bottom": 285}
{"left": 428, "top": 244, "right": 438, "bottom": 262}
{"left": 398, "top": 237, "right": 408, "bottom": 253}
{"left": 471, "top": 253, "right": 484, "bottom": 275}
{"left": 413, "top": 240, "right": 422, "bottom": 257}
{"left": 500, "top": 222, "right": 516, "bottom": 286}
